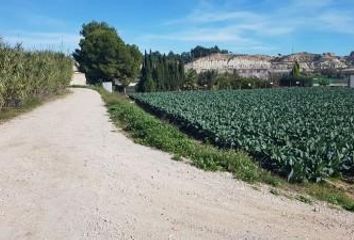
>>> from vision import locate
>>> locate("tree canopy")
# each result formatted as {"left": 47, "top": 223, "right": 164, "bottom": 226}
{"left": 73, "top": 21, "right": 142, "bottom": 91}
{"left": 291, "top": 61, "right": 301, "bottom": 78}
{"left": 198, "top": 70, "right": 218, "bottom": 90}
{"left": 349, "top": 51, "right": 354, "bottom": 59}
{"left": 180, "top": 45, "right": 231, "bottom": 63}
{"left": 137, "top": 51, "right": 184, "bottom": 92}
{"left": 183, "top": 69, "right": 198, "bottom": 90}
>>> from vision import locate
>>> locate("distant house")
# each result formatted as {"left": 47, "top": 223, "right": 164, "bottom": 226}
{"left": 343, "top": 68, "right": 354, "bottom": 88}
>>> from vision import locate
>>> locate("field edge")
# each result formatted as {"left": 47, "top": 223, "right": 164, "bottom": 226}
{"left": 94, "top": 87, "right": 354, "bottom": 212}
{"left": 0, "top": 89, "right": 71, "bottom": 124}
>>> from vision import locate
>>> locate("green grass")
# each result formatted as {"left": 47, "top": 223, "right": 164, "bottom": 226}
{"left": 95, "top": 87, "right": 354, "bottom": 211}
{"left": 97, "top": 87, "right": 267, "bottom": 183}
{"left": 304, "top": 183, "right": 354, "bottom": 211}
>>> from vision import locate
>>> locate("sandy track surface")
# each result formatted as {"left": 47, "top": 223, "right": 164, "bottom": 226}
{"left": 0, "top": 88, "right": 353, "bottom": 240}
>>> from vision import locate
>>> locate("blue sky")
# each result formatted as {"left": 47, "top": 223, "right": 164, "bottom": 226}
{"left": 1, "top": 0, "right": 353, "bottom": 55}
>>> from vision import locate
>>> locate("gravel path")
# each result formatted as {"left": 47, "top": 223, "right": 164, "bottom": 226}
{"left": 0, "top": 88, "right": 353, "bottom": 240}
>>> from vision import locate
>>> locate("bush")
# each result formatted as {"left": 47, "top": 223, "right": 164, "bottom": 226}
{"left": 318, "top": 77, "right": 330, "bottom": 86}
{"left": 202, "top": 71, "right": 271, "bottom": 90}
{"left": 279, "top": 75, "right": 313, "bottom": 87}
{"left": 0, "top": 42, "right": 72, "bottom": 110}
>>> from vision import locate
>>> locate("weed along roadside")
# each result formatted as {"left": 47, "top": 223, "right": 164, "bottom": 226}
{"left": 0, "top": 91, "right": 71, "bottom": 124}
{"left": 95, "top": 87, "right": 263, "bottom": 182}
{"left": 93, "top": 87, "right": 354, "bottom": 212}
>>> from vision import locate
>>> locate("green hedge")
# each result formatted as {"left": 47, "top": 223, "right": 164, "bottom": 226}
{"left": 0, "top": 42, "right": 73, "bottom": 110}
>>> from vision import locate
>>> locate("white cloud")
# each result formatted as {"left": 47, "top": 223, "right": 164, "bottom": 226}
{"left": 145, "top": 26, "right": 256, "bottom": 42}
{"left": 148, "top": 0, "right": 354, "bottom": 53}
{"left": 165, "top": 10, "right": 263, "bottom": 25}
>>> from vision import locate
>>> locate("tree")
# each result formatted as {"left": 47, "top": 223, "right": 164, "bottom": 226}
{"left": 198, "top": 70, "right": 218, "bottom": 90}
{"left": 320, "top": 67, "right": 337, "bottom": 78}
{"left": 137, "top": 51, "right": 149, "bottom": 92}
{"left": 137, "top": 50, "right": 185, "bottom": 92}
{"left": 73, "top": 21, "right": 118, "bottom": 74}
{"left": 181, "top": 52, "right": 192, "bottom": 63}
{"left": 215, "top": 72, "right": 233, "bottom": 90}
{"left": 190, "top": 45, "right": 230, "bottom": 60}
{"left": 145, "top": 72, "right": 156, "bottom": 92}
{"left": 349, "top": 51, "right": 354, "bottom": 63}
{"left": 183, "top": 69, "right": 197, "bottom": 90}
{"left": 80, "top": 21, "right": 117, "bottom": 38}
{"left": 291, "top": 61, "right": 301, "bottom": 78}
{"left": 73, "top": 21, "right": 141, "bottom": 93}
{"left": 120, "top": 44, "right": 142, "bottom": 94}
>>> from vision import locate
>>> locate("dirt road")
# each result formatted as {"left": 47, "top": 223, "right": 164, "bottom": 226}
{"left": 0, "top": 88, "right": 353, "bottom": 240}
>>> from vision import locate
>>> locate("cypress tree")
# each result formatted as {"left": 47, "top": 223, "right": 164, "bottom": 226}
{"left": 162, "top": 54, "right": 168, "bottom": 90}
{"left": 156, "top": 56, "right": 164, "bottom": 90}
{"left": 145, "top": 69, "right": 155, "bottom": 92}
{"left": 137, "top": 50, "right": 148, "bottom": 92}
{"left": 178, "top": 59, "right": 185, "bottom": 90}
{"left": 137, "top": 50, "right": 186, "bottom": 92}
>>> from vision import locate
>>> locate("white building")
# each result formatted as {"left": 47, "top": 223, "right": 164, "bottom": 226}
{"left": 114, "top": 79, "right": 138, "bottom": 94}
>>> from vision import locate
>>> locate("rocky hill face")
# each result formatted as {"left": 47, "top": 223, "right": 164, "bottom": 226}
{"left": 185, "top": 52, "right": 352, "bottom": 80}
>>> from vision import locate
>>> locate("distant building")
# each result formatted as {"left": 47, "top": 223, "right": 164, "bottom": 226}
{"left": 114, "top": 79, "right": 138, "bottom": 93}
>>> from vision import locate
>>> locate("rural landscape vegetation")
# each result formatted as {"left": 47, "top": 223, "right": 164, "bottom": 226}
{"left": 1, "top": 1, "right": 354, "bottom": 239}
{"left": 74, "top": 21, "right": 354, "bottom": 184}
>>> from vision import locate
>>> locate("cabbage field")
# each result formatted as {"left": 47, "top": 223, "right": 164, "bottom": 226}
{"left": 131, "top": 88, "right": 354, "bottom": 182}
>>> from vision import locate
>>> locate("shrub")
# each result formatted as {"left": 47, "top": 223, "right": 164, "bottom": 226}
{"left": 318, "top": 77, "right": 330, "bottom": 86}
{"left": 279, "top": 75, "right": 313, "bottom": 87}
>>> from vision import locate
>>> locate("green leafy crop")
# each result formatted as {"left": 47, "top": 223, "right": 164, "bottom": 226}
{"left": 131, "top": 88, "right": 354, "bottom": 182}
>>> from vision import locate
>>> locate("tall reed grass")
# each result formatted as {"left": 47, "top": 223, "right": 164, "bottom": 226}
{"left": 0, "top": 41, "right": 72, "bottom": 111}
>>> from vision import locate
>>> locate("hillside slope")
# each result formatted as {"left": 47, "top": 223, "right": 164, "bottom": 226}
{"left": 185, "top": 52, "right": 352, "bottom": 79}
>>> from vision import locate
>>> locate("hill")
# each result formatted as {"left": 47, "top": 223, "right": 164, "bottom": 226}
{"left": 185, "top": 52, "right": 352, "bottom": 80}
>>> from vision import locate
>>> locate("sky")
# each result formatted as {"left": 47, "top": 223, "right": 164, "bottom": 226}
{"left": 0, "top": 0, "right": 354, "bottom": 56}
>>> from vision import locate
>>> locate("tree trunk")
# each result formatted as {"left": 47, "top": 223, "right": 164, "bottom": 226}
{"left": 123, "top": 86, "right": 127, "bottom": 95}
